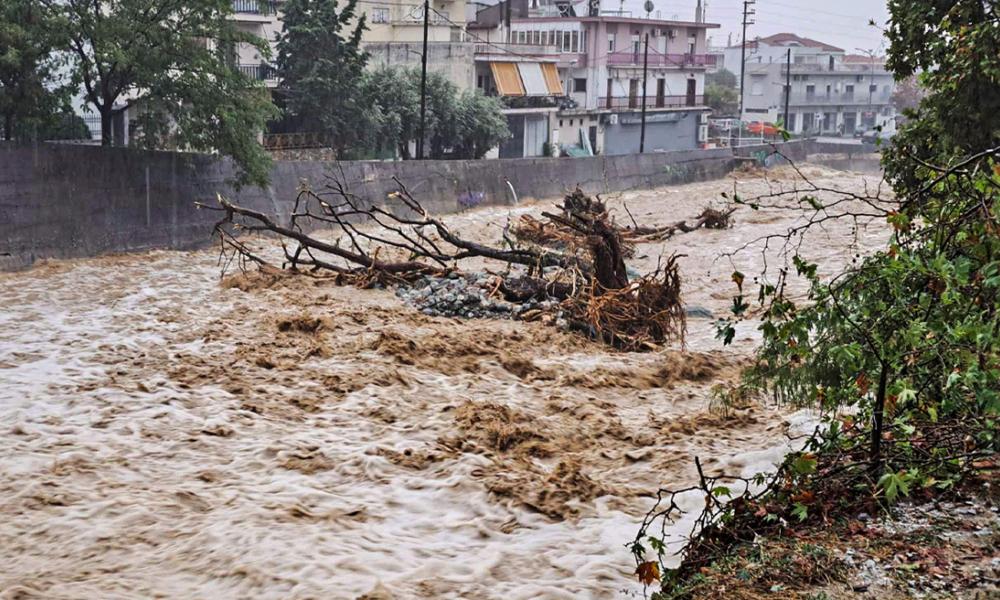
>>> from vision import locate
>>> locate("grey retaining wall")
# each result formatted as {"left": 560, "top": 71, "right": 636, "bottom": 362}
{"left": 1, "top": 140, "right": 817, "bottom": 270}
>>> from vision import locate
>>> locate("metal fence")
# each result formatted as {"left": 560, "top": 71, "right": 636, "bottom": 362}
{"left": 237, "top": 63, "right": 278, "bottom": 81}
{"left": 232, "top": 0, "right": 278, "bottom": 15}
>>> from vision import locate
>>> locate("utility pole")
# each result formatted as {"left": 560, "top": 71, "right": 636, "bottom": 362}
{"left": 639, "top": 33, "right": 649, "bottom": 153}
{"left": 417, "top": 0, "right": 429, "bottom": 159}
{"left": 783, "top": 48, "right": 791, "bottom": 129}
{"left": 737, "top": 0, "right": 755, "bottom": 139}
{"left": 505, "top": 0, "right": 512, "bottom": 42}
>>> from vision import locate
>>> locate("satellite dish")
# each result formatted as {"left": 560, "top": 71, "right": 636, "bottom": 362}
{"left": 643, "top": 0, "right": 654, "bottom": 16}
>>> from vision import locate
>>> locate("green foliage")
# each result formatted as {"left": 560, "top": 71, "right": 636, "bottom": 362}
{"left": 706, "top": 68, "right": 738, "bottom": 90}
{"left": 48, "top": 0, "right": 278, "bottom": 186}
{"left": 705, "top": 69, "right": 739, "bottom": 116}
{"left": 364, "top": 66, "right": 509, "bottom": 160}
{"left": 275, "top": 0, "right": 370, "bottom": 157}
{"left": 715, "top": 0, "right": 1000, "bottom": 485}
{"left": 0, "top": 0, "right": 73, "bottom": 141}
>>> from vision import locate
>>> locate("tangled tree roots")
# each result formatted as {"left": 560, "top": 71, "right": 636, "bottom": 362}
{"left": 566, "top": 256, "right": 686, "bottom": 351}
{"left": 203, "top": 180, "right": 728, "bottom": 351}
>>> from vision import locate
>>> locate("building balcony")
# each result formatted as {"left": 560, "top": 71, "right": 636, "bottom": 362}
{"left": 232, "top": 0, "right": 278, "bottom": 16}
{"left": 781, "top": 63, "right": 890, "bottom": 76}
{"left": 473, "top": 43, "right": 560, "bottom": 58}
{"left": 788, "top": 91, "right": 893, "bottom": 106}
{"left": 238, "top": 63, "right": 278, "bottom": 82}
{"left": 597, "top": 95, "right": 705, "bottom": 110}
{"left": 607, "top": 52, "right": 716, "bottom": 68}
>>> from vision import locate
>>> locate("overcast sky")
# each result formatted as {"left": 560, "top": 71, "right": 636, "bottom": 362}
{"left": 622, "top": 0, "right": 891, "bottom": 54}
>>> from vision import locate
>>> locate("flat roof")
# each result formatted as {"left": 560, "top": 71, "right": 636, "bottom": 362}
{"left": 510, "top": 16, "right": 720, "bottom": 28}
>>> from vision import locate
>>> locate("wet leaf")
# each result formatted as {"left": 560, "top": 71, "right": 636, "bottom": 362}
{"left": 636, "top": 561, "right": 660, "bottom": 585}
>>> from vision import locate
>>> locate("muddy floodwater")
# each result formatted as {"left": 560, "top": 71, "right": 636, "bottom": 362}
{"left": 0, "top": 166, "right": 887, "bottom": 599}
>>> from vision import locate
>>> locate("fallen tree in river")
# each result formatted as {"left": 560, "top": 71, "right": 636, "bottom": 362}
{"left": 203, "top": 179, "right": 732, "bottom": 351}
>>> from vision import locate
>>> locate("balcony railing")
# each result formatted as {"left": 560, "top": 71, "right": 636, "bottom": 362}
{"left": 474, "top": 43, "right": 560, "bottom": 57}
{"left": 782, "top": 63, "right": 890, "bottom": 75}
{"left": 598, "top": 95, "right": 704, "bottom": 110}
{"left": 233, "top": 0, "right": 278, "bottom": 15}
{"left": 607, "top": 52, "right": 716, "bottom": 68}
{"left": 790, "top": 91, "right": 893, "bottom": 105}
{"left": 238, "top": 63, "right": 278, "bottom": 81}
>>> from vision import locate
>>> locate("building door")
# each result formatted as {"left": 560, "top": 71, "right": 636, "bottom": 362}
{"left": 588, "top": 125, "right": 598, "bottom": 153}
{"left": 498, "top": 115, "right": 525, "bottom": 158}
{"left": 656, "top": 78, "right": 665, "bottom": 107}
{"left": 803, "top": 112, "right": 814, "bottom": 133}
{"left": 823, "top": 112, "right": 835, "bottom": 132}
{"left": 629, "top": 79, "right": 639, "bottom": 108}
{"left": 843, "top": 112, "right": 857, "bottom": 135}
{"left": 686, "top": 78, "right": 697, "bottom": 107}
{"left": 788, "top": 113, "right": 796, "bottom": 132}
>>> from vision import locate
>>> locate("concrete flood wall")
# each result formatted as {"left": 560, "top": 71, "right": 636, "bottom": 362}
{"left": 0, "top": 140, "right": 811, "bottom": 270}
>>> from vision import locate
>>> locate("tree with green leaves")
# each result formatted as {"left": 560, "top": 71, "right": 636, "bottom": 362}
{"left": 364, "top": 66, "right": 509, "bottom": 160}
{"left": 704, "top": 69, "right": 739, "bottom": 117}
{"left": 41, "top": 0, "right": 277, "bottom": 186}
{"left": 0, "top": 0, "right": 71, "bottom": 141}
{"left": 274, "top": 0, "right": 371, "bottom": 157}
{"left": 718, "top": 0, "right": 999, "bottom": 483}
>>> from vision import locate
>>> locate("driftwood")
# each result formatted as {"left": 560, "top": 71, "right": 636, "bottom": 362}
{"left": 204, "top": 181, "right": 727, "bottom": 351}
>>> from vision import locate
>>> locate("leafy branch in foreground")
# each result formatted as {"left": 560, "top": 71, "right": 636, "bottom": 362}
{"left": 634, "top": 1, "right": 1000, "bottom": 595}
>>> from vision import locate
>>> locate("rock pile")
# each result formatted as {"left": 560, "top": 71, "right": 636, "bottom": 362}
{"left": 394, "top": 272, "right": 514, "bottom": 319}
{"left": 395, "top": 271, "right": 715, "bottom": 324}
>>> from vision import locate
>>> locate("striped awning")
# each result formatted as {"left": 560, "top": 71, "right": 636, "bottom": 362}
{"left": 518, "top": 63, "right": 548, "bottom": 96}
{"left": 489, "top": 62, "right": 564, "bottom": 97}
{"left": 490, "top": 62, "right": 525, "bottom": 97}
{"left": 540, "top": 63, "right": 564, "bottom": 95}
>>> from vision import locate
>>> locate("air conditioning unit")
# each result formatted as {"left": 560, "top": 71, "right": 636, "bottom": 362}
{"left": 609, "top": 114, "right": 619, "bottom": 125}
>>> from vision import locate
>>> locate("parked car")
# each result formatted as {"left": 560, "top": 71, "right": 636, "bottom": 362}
{"left": 746, "top": 121, "right": 781, "bottom": 136}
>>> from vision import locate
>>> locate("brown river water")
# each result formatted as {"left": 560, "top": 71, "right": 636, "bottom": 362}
{"left": 0, "top": 165, "right": 887, "bottom": 599}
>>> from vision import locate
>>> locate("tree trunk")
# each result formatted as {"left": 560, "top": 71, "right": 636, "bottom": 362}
{"left": 3, "top": 113, "right": 12, "bottom": 141}
{"left": 869, "top": 365, "right": 889, "bottom": 477}
{"left": 100, "top": 109, "right": 113, "bottom": 146}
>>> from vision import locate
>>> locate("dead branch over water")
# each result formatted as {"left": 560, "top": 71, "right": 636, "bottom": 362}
{"left": 203, "top": 177, "right": 733, "bottom": 351}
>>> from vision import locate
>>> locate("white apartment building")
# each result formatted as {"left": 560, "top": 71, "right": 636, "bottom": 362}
{"left": 230, "top": 0, "right": 474, "bottom": 91}
{"left": 724, "top": 33, "right": 896, "bottom": 135}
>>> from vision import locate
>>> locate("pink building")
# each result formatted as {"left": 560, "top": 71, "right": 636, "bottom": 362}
{"left": 470, "top": 0, "right": 718, "bottom": 157}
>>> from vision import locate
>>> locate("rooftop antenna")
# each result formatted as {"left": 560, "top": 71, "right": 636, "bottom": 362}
{"left": 695, "top": 0, "right": 702, "bottom": 22}
{"left": 644, "top": 0, "right": 653, "bottom": 18}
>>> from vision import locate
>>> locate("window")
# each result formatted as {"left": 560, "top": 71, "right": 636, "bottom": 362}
{"left": 559, "top": 119, "right": 564, "bottom": 127}
{"left": 573, "top": 78, "right": 587, "bottom": 93}
{"left": 856, "top": 74, "right": 864, "bottom": 82}
{"left": 608, "top": 34, "right": 615, "bottom": 52}
{"left": 371, "top": 7, "right": 389, "bottom": 22}
{"left": 845, "top": 84, "right": 854, "bottom": 97}
{"left": 571, "top": 31, "right": 579, "bottom": 53}
{"left": 751, "top": 82, "right": 764, "bottom": 96}
{"left": 870, "top": 84, "right": 878, "bottom": 93}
